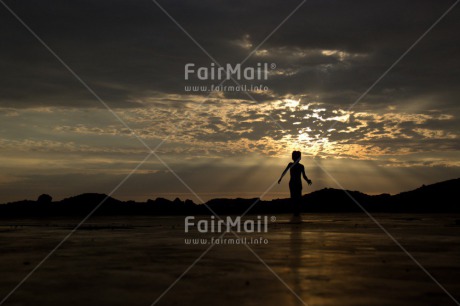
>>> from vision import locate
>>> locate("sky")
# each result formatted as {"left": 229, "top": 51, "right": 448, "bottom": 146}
{"left": 0, "top": 0, "right": 459, "bottom": 202}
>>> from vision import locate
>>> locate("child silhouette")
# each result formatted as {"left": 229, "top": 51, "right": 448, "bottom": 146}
{"left": 278, "top": 151, "right": 312, "bottom": 222}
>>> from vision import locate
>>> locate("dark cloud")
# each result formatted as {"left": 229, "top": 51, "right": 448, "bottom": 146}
{"left": 0, "top": 0, "right": 458, "bottom": 201}
{"left": 1, "top": 0, "right": 458, "bottom": 109}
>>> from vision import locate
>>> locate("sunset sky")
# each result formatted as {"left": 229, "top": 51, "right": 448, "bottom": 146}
{"left": 0, "top": 0, "right": 459, "bottom": 202}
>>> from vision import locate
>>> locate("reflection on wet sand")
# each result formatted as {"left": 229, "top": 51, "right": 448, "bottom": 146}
{"left": 0, "top": 215, "right": 459, "bottom": 306}
{"left": 289, "top": 225, "right": 304, "bottom": 306}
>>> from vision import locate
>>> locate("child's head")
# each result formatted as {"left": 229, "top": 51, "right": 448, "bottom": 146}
{"left": 292, "top": 150, "right": 301, "bottom": 162}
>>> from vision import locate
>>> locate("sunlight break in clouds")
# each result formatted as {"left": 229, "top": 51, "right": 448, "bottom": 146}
{"left": 0, "top": 0, "right": 458, "bottom": 202}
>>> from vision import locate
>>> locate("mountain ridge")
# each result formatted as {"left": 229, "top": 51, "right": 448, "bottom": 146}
{"left": 1, "top": 178, "right": 459, "bottom": 217}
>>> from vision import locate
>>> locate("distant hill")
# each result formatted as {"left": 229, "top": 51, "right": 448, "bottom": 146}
{"left": 0, "top": 178, "right": 459, "bottom": 217}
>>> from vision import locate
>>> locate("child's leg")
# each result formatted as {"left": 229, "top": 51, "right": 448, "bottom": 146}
{"left": 291, "top": 188, "right": 301, "bottom": 216}
{"left": 293, "top": 197, "right": 301, "bottom": 216}
{"left": 289, "top": 185, "right": 302, "bottom": 217}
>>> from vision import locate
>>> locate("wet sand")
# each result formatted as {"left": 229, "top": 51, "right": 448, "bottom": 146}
{"left": 1, "top": 214, "right": 459, "bottom": 306}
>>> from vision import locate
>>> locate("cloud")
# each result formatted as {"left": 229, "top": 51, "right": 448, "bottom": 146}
{"left": 1, "top": 99, "right": 457, "bottom": 162}
{"left": 0, "top": 0, "right": 458, "bottom": 201}
{"left": 0, "top": 0, "right": 458, "bottom": 109}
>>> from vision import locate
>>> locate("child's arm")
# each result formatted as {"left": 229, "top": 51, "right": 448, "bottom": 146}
{"left": 278, "top": 163, "right": 291, "bottom": 184}
{"left": 302, "top": 166, "right": 312, "bottom": 185}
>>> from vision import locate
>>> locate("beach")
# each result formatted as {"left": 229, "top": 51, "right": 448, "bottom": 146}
{"left": 1, "top": 214, "right": 459, "bottom": 305}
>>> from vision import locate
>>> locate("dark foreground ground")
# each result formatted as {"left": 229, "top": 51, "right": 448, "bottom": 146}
{"left": 1, "top": 214, "right": 459, "bottom": 306}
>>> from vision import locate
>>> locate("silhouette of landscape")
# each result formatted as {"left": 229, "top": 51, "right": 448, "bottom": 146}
{"left": 1, "top": 178, "right": 458, "bottom": 217}
{"left": 2, "top": 179, "right": 460, "bottom": 306}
